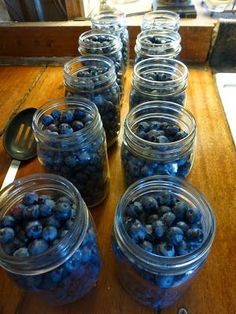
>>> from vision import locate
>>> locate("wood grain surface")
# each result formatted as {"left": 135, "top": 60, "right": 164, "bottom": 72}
{"left": 0, "top": 66, "right": 235, "bottom": 314}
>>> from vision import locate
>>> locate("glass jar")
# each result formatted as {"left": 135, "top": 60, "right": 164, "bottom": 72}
{"left": 129, "top": 58, "right": 188, "bottom": 109}
{"left": 64, "top": 55, "right": 120, "bottom": 146}
{"left": 134, "top": 30, "right": 181, "bottom": 64}
{"left": 32, "top": 97, "right": 109, "bottom": 207}
{"left": 141, "top": 10, "right": 180, "bottom": 32}
{"left": 113, "top": 175, "right": 216, "bottom": 309}
{"left": 121, "top": 101, "right": 196, "bottom": 186}
{"left": 78, "top": 29, "right": 124, "bottom": 96}
{"left": 91, "top": 8, "right": 129, "bottom": 70}
{"left": 0, "top": 174, "right": 102, "bottom": 306}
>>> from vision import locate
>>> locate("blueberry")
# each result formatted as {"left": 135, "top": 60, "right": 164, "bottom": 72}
{"left": 173, "top": 201, "right": 188, "bottom": 220}
{"left": 22, "top": 204, "right": 40, "bottom": 219}
{"left": 186, "top": 228, "right": 204, "bottom": 242}
{"left": 126, "top": 201, "right": 143, "bottom": 219}
{"left": 157, "top": 191, "right": 172, "bottom": 206}
{"left": 129, "top": 220, "right": 147, "bottom": 242}
{"left": 58, "top": 123, "right": 73, "bottom": 135}
{"left": 45, "top": 215, "right": 61, "bottom": 228}
{"left": 159, "top": 206, "right": 171, "bottom": 215}
{"left": 55, "top": 202, "right": 72, "bottom": 221}
{"left": 166, "top": 227, "right": 184, "bottom": 245}
{"left": 141, "top": 241, "right": 153, "bottom": 253}
{"left": 185, "top": 207, "right": 202, "bottom": 224}
{"left": 72, "top": 120, "right": 84, "bottom": 131}
{"left": 42, "top": 226, "right": 58, "bottom": 242}
{"left": 156, "top": 275, "right": 174, "bottom": 288}
{"left": 28, "top": 239, "right": 49, "bottom": 256}
{"left": 23, "top": 192, "right": 38, "bottom": 205}
{"left": 161, "top": 212, "right": 176, "bottom": 226}
{"left": 42, "top": 114, "right": 54, "bottom": 126}
{"left": 147, "top": 214, "right": 159, "bottom": 224}
{"left": 141, "top": 196, "right": 158, "bottom": 212}
{"left": 152, "top": 220, "right": 166, "bottom": 238}
{"left": 176, "top": 221, "right": 189, "bottom": 233}
{"left": 39, "top": 198, "right": 55, "bottom": 217}
{"left": 176, "top": 240, "right": 188, "bottom": 256}
{"left": 60, "top": 110, "right": 74, "bottom": 123}
{"left": 25, "top": 221, "right": 43, "bottom": 239}
{"left": 1, "top": 215, "right": 16, "bottom": 228}
{"left": 0, "top": 227, "right": 15, "bottom": 243}
{"left": 137, "top": 121, "right": 150, "bottom": 132}
{"left": 158, "top": 242, "right": 175, "bottom": 257}
{"left": 51, "top": 109, "right": 61, "bottom": 120}
{"left": 13, "top": 247, "right": 30, "bottom": 257}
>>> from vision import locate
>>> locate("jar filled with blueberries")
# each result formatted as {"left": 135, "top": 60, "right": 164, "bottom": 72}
{"left": 121, "top": 101, "right": 196, "bottom": 186}
{"left": 130, "top": 58, "right": 188, "bottom": 109}
{"left": 78, "top": 30, "right": 124, "bottom": 97}
{"left": 32, "top": 97, "right": 109, "bottom": 207}
{"left": 91, "top": 8, "right": 129, "bottom": 70}
{"left": 134, "top": 30, "right": 181, "bottom": 64}
{"left": 113, "top": 175, "right": 216, "bottom": 309}
{"left": 0, "top": 174, "right": 102, "bottom": 305}
{"left": 64, "top": 56, "right": 120, "bottom": 146}
{"left": 141, "top": 10, "right": 180, "bottom": 32}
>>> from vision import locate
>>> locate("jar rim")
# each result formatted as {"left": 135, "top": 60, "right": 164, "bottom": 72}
{"left": 124, "top": 101, "right": 196, "bottom": 154}
{"left": 142, "top": 10, "right": 180, "bottom": 30}
{"left": 32, "top": 97, "right": 102, "bottom": 148}
{"left": 114, "top": 175, "right": 216, "bottom": 274}
{"left": 91, "top": 9, "right": 126, "bottom": 28}
{"left": 133, "top": 58, "right": 188, "bottom": 86}
{"left": 0, "top": 173, "right": 89, "bottom": 275}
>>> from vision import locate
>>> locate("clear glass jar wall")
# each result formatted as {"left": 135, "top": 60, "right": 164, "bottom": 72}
{"left": 0, "top": 174, "right": 102, "bottom": 305}
{"left": 129, "top": 58, "right": 188, "bottom": 109}
{"left": 63, "top": 56, "right": 120, "bottom": 147}
{"left": 32, "top": 98, "right": 110, "bottom": 207}
{"left": 78, "top": 29, "right": 124, "bottom": 96}
{"left": 113, "top": 176, "right": 216, "bottom": 309}
{"left": 121, "top": 101, "right": 196, "bottom": 186}
{"left": 134, "top": 30, "right": 181, "bottom": 64}
{"left": 91, "top": 9, "right": 129, "bottom": 70}
{"left": 141, "top": 10, "right": 180, "bottom": 32}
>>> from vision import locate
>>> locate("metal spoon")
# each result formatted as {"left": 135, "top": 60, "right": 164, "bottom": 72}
{"left": 1, "top": 108, "right": 37, "bottom": 190}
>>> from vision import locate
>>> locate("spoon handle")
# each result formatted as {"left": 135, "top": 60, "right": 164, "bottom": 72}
{"left": 0, "top": 159, "right": 21, "bottom": 191}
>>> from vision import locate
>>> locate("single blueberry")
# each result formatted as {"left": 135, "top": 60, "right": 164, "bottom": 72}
{"left": 0, "top": 227, "right": 15, "bottom": 243}
{"left": 60, "top": 110, "right": 74, "bottom": 123}
{"left": 173, "top": 201, "right": 188, "bottom": 221}
{"left": 28, "top": 239, "right": 49, "bottom": 256}
{"left": 55, "top": 202, "right": 72, "bottom": 221}
{"left": 39, "top": 198, "right": 55, "bottom": 217}
{"left": 25, "top": 221, "right": 43, "bottom": 240}
{"left": 126, "top": 201, "right": 143, "bottom": 219}
{"left": 185, "top": 207, "right": 202, "bottom": 224}
{"left": 72, "top": 120, "right": 84, "bottom": 131}
{"left": 22, "top": 204, "right": 40, "bottom": 219}
{"left": 42, "top": 226, "right": 58, "bottom": 242}
{"left": 176, "top": 221, "right": 189, "bottom": 233}
{"left": 158, "top": 242, "right": 175, "bottom": 257}
{"left": 176, "top": 240, "right": 188, "bottom": 256}
{"left": 157, "top": 191, "right": 172, "bottom": 206}
{"left": 51, "top": 109, "right": 61, "bottom": 120}
{"left": 45, "top": 215, "right": 61, "bottom": 228}
{"left": 166, "top": 227, "right": 184, "bottom": 245}
{"left": 58, "top": 123, "right": 73, "bottom": 135}
{"left": 186, "top": 228, "right": 204, "bottom": 242}
{"left": 13, "top": 247, "right": 30, "bottom": 257}
{"left": 159, "top": 206, "right": 171, "bottom": 215}
{"left": 141, "top": 241, "right": 153, "bottom": 253}
{"left": 1, "top": 215, "right": 16, "bottom": 228}
{"left": 152, "top": 220, "right": 166, "bottom": 238}
{"left": 129, "top": 220, "right": 147, "bottom": 242}
{"left": 161, "top": 212, "right": 176, "bottom": 226}
{"left": 141, "top": 195, "right": 158, "bottom": 213}
{"left": 42, "top": 114, "right": 54, "bottom": 126}
{"left": 23, "top": 192, "right": 38, "bottom": 206}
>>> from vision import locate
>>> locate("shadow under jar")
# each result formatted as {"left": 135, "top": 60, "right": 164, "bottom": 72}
{"left": 32, "top": 97, "right": 109, "bottom": 207}
{"left": 141, "top": 10, "right": 180, "bottom": 32}
{"left": 64, "top": 55, "right": 120, "bottom": 147}
{"left": 91, "top": 8, "right": 129, "bottom": 70}
{"left": 0, "top": 174, "right": 102, "bottom": 306}
{"left": 134, "top": 30, "right": 181, "bottom": 64}
{"left": 129, "top": 58, "right": 188, "bottom": 110}
{"left": 78, "top": 30, "right": 124, "bottom": 98}
{"left": 113, "top": 175, "right": 216, "bottom": 309}
{"left": 121, "top": 101, "right": 196, "bottom": 186}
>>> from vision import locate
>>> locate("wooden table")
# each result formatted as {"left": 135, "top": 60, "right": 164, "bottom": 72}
{"left": 0, "top": 65, "right": 235, "bottom": 314}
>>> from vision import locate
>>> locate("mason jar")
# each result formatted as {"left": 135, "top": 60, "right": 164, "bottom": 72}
{"left": 134, "top": 30, "right": 181, "bottom": 64}
{"left": 64, "top": 55, "right": 120, "bottom": 146}
{"left": 141, "top": 10, "right": 180, "bottom": 32}
{"left": 129, "top": 58, "right": 188, "bottom": 109}
{"left": 113, "top": 175, "right": 216, "bottom": 309}
{"left": 32, "top": 97, "right": 109, "bottom": 207}
{"left": 78, "top": 29, "right": 124, "bottom": 96}
{"left": 91, "top": 8, "right": 129, "bottom": 70}
{"left": 0, "top": 174, "right": 102, "bottom": 306}
{"left": 121, "top": 101, "right": 196, "bottom": 186}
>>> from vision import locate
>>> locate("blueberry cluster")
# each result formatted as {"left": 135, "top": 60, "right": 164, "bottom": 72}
{"left": 122, "top": 120, "right": 192, "bottom": 186}
{"left": 66, "top": 65, "right": 120, "bottom": 146}
{"left": 113, "top": 190, "right": 203, "bottom": 307}
{"left": 0, "top": 192, "right": 101, "bottom": 305}
{"left": 38, "top": 108, "right": 109, "bottom": 207}
{"left": 130, "top": 71, "right": 186, "bottom": 109}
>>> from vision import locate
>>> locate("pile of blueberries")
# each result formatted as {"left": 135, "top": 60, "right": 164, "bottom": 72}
{"left": 67, "top": 64, "right": 120, "bottom": 146}
{"left": 129, "top": 71, "right": 186, "bottom": 109}
{"left": 113, "top": 190, "right": 203, "bottom": 307}
{"left": 0, "top": 191, "right": 101, "bottom": 305}
{"left": 122, "top": 120, "right": 192, "bottom": 186}
{"left": 38, "top": 108, "right": 109, "bottom": 207}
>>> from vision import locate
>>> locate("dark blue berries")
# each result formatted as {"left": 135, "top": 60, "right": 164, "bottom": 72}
{"left": 28, "top": 239, "right": 49, "bottom": 256}
{"left": 25, "top": 221, "right": 43, "bottom": 239}
{"left": 0, "top": 227, "right": 15, "bottom": 243}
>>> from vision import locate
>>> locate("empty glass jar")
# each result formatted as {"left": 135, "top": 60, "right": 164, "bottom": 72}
{"left": 141, "top": 10, "right": 180, "bottom": 32}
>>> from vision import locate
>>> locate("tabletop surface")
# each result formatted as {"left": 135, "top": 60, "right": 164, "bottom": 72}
{"left": 0, "top": 65, "right": 235, "bottom": 314}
